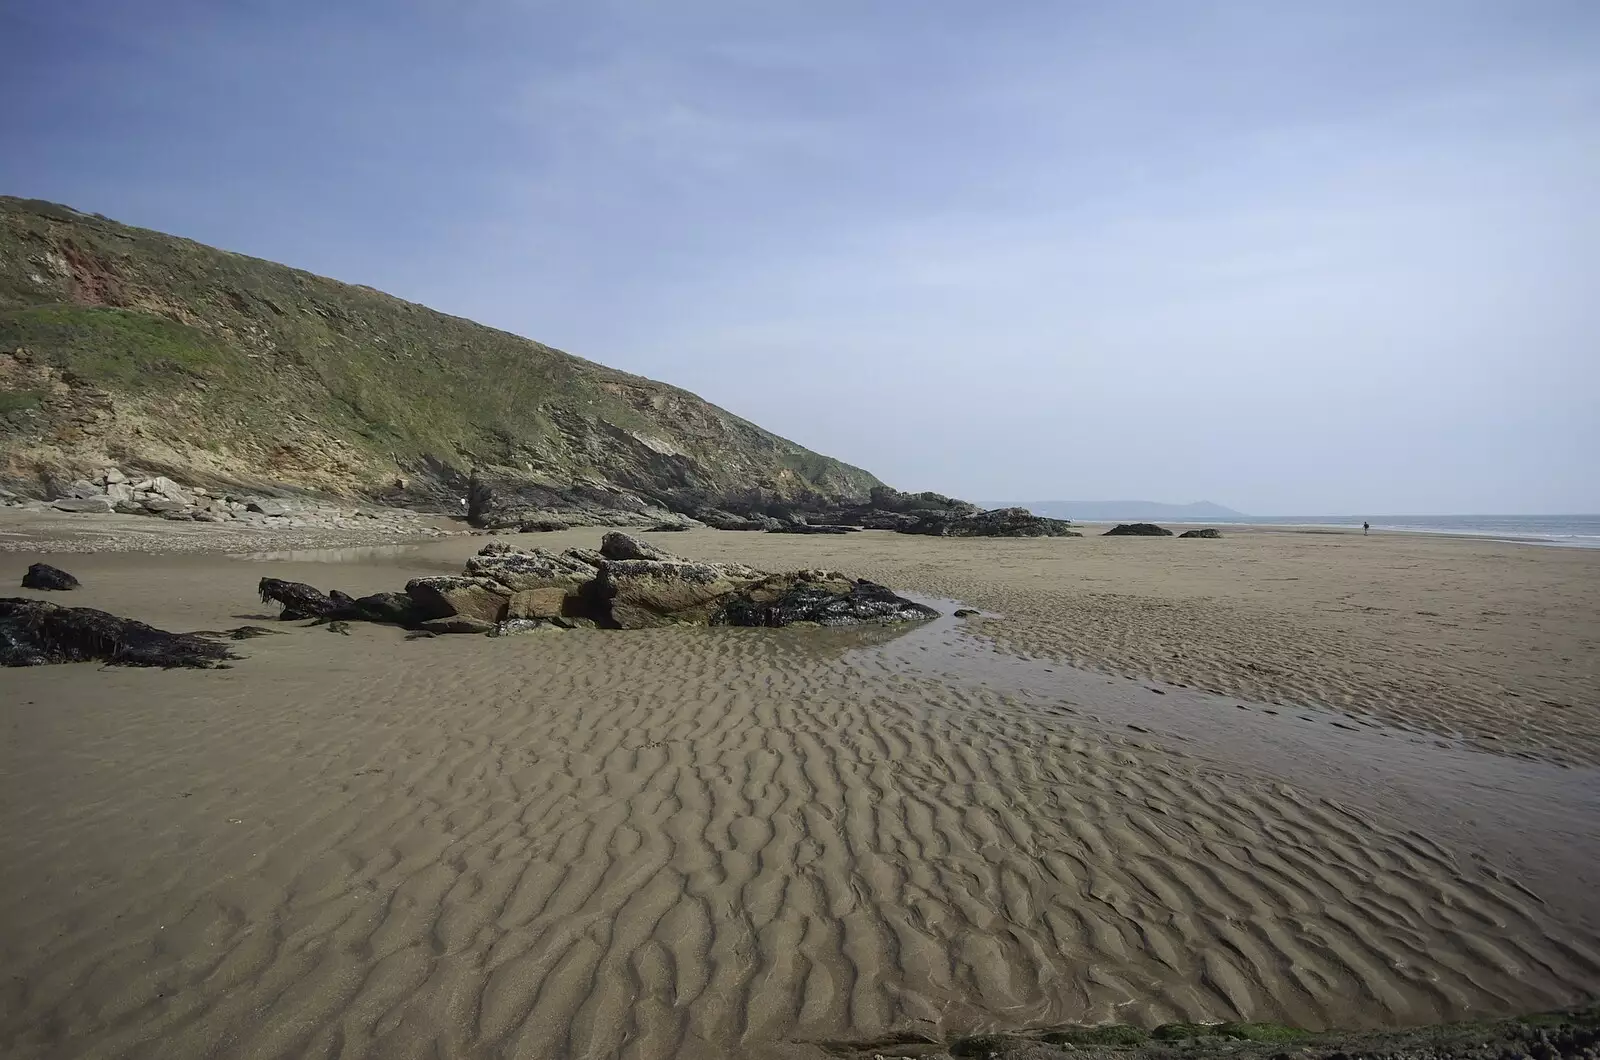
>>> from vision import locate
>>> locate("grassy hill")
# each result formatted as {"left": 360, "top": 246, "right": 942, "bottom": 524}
{"left": 0, "top": 196, "right": 880, "bottom": 512}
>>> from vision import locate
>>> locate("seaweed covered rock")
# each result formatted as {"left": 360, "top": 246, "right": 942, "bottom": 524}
{"left": 258, "top": 578, "right": 424, "bottom": 625}
{"left": 464, "top": 546, "right": 593, "bottom": 592}
{"left": 22, "top": 563, "right": 80, "bottom": 590}
{"left": 592, "top": 534, "right": 761, "bottom": 581}
{"left": 1178, "top": 527, "right": 1223, "bottom": 539}
{"left": 0, "top": 597, "right": 237, "bottom": 668}
{"left": 711, "top": 573, "right": 939, "bottom": 627}
{"left": 1104, "top": 523, "right": 1173, "bottom": 536}
{"left": 259, "top": 577, "right": 340, "bottom": 619}
{"left": 901, "top": 507, "right": 1078, "bottom": 538}
{"left": 345, "top": 591, "right": 423, "bottom": 624}
{"left": 596, "top": 559, "right": 738, "bottom": 629}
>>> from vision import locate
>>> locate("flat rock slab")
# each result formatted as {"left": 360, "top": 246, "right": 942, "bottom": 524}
{"left": 50, "top": 497, "right": 115, "bottom": 514}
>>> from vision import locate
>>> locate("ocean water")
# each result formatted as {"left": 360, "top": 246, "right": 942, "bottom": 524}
{"left": 1205, "top": 514, "right": 1600, "bottom": 549}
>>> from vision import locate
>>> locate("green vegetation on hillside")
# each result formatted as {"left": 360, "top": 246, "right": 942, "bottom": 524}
{"left": 0, "top": 196, "right": 880, "bottom": 505}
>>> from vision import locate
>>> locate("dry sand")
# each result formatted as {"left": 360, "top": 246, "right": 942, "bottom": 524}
{"left": 1, "top": 525, "right": 1597, "bottom": 1059}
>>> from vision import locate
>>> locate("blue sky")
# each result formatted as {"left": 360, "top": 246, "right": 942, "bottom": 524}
{"left": 4, "top": 0, "right": 1597, "bottom": 513}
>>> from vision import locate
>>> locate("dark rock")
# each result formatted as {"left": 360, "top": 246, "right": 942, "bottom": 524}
{"left": 804, "top": 488, "right": 983, "bottom": 530}
{"left": 246, "top": 499, "right": 291, "bottom": 517}
{"left": 901, "top": 507, "right": 1078, "bottom": 538}
{"left": 1, "top": 597, "right": 237, "bottom": 668}
{"left": 326, "top": 620, "right": 352, "bottom": 635}
{"left": 259, "top": 577, "right": 339, "bottom": 619}
{"left": 643, "top": 522, "right": 691, "bottom": 532}
{"left": 954, "top": 608, "right": 979, "bottom": 618}
{"left": 22, "top": 563, "right": 79, "bottom": 590}
{"left": 711, "top": 573, "right": 939, "bottom": 627}
{"left": 517, "top": 518, "right": 569, "bottom": 532}
{"left": 852, "top": 510, "right": 921, "bottom": 530}
{"left": 1104, "top": 522, "right": 1173, "bottom": 536}
{"left": 347, "top": 591, "right": 421, "bottom": 625}
{"left": 417, "top": 616, "right": 496, "bottom": 635}
{"left": 1178, "top": 527, "right": 1223, "bottom": 539}
{"left": 767, "top": 523, "right": 860, "bottom": 534}
{"left": 404, "top": 576, "right": 509, "bottom": 622}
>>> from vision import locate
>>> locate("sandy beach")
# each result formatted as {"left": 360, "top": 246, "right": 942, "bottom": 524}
{"left": 2, "top": 522, "right": 1597, "bottom": 1059}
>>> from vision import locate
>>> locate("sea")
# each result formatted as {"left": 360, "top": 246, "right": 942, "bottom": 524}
{"left": 1199, "top": 514, "right": 1600, "bottom": 549}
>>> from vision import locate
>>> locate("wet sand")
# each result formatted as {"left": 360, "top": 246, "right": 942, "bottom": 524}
{"left": 2, "top": 527, "right": 1597, "bottom": 1059}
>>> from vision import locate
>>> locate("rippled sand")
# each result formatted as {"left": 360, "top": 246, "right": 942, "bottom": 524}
{"left": 1, "top": 528, "right": 1597, "bottom": 1059}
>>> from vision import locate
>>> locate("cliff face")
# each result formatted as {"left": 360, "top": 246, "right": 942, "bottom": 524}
{"left": 0, "top": 197, "right": 881, "bottom": 514}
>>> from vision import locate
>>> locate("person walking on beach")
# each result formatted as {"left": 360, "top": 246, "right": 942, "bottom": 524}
{"left": 1363, "top": 520, "right": 1370, "bottom": 535}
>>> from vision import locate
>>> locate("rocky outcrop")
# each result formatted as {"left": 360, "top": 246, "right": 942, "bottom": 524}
{"left": 22, "top": 563, "right": 78, "bottom": 590}
{"left": 465, "top": 469, "right": 700, "bottom": 531}
{"left": 248, "top": 533, "right": 938, "bottom": 636}
{"left": 694, "top": 508, "right": 781, "bottom": 532}
{"left": 901, "top": 507, "right": 1079, "bottom": 538}
{"left": 805, "top": 487, "right": 984, "bottom": 531}
{"left": 463, "top": 547, "right": 593, "bottom": 592}
{"left": 1, "top": 466, "right": 448, "bottom": 538}
{"left": 1178, "top": 528, "right": 1223, "bottom": 539}
{"left": 710, "top": 572, "right": 939, "bottom": 627}
{"left": 1, "top": 597, "right": 238, "bottom": 668}
{"left": 1105, "top": 523, "right": 1173, "bottom": 536}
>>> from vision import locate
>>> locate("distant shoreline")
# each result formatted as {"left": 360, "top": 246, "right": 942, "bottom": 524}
{"left": 1075, "top": 516, "right": 1600, "bottom": 550}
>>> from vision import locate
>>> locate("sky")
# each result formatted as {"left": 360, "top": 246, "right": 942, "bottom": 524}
{"left": 3, "top": 1, "right": 1597, "bottom": 514}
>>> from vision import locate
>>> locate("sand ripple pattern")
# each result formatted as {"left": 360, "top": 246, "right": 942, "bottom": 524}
{"left": 2, "top": 628, "right": 1597, "bottom": 1059}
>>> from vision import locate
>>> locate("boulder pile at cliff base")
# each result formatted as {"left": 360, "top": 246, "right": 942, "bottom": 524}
{"left": 259, "top": 531, "right": 941, "bottom": 635}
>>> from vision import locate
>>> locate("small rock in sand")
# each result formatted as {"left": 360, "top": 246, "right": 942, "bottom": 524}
{"left": 22, "top": 563, "right": 80, "bottom": 590}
